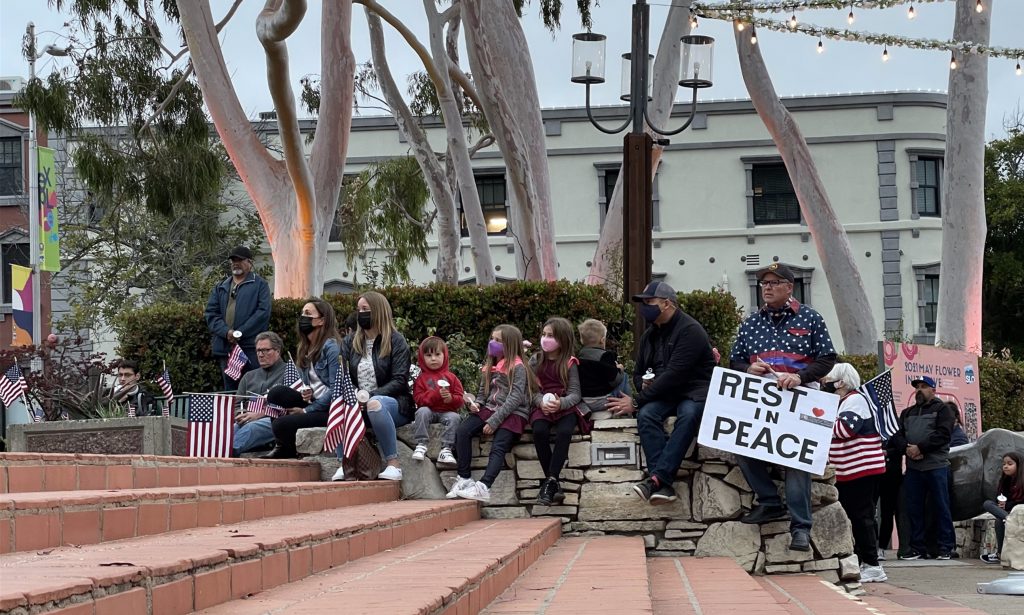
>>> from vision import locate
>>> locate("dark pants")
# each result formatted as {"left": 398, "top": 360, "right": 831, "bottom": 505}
{"left": 739, "top": 458, "right": 813, "bottom": 532}
{"left": 904, "top": 466, "right": 955, "bottom": 554}
{"left": 878, "top": 456, "right": 905, "bottom": 551}
{"left": 455, "top": 414, "right": 518, "bottom": 488}
{"left": 270, "top": 410, "right": 328, "bottom": 456}
{"left": 532, "top": 413, "right": 577, "bottom": 480}
{"left": 982, "top": 500, "right": 1009, "bottom": 554}
{"left": 636, "top": 398, "right": 704, "bottom": 487}
{"left": 838, "top": 474, "right": 881, "bottom": 566}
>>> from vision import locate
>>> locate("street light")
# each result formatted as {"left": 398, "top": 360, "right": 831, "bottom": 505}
{"left": 25, "top": 21, "right": 69, "bottom": 352}
{"left": 571, "top": 1, "right": 713, "bottom": 336}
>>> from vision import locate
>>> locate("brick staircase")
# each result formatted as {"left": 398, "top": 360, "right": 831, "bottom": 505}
{"left": 0, "top": 453, "right": 990, "bottom": 615}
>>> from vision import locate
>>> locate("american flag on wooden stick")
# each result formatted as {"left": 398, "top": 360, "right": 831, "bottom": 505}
{"left": 283, "top": 360, "right": 303, "bottom": 389}
{"left": 187, "top": 394, "right": 234, "bottom": 457}
{"left": 247, "top": 394, "right": 283, "bottom": 419}
{"left": 0, "top": 364, "right": 28, "bottom": 408}
{"left": 324, "top": 366, "right": 364, "bottom": 459}
{"left": 860, "top": 369, "right": 900, "bottom": 442}
{"left": 223, "top": 345, "right": 248, "bottom": 380}
{"left": 156, "top": 368, "right": 173, "bottom": 417}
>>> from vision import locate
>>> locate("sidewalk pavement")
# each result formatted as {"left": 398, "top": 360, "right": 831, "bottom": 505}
{"left": 873, "top": 557, "right": 1020, "bottom": 615}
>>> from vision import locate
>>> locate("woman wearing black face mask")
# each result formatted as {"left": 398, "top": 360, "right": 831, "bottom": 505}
{"left": 261, "top": 299, "right": 342, "bottom": 459}
{"left": 339, "top": 291, "right": 413, "bottom": 481}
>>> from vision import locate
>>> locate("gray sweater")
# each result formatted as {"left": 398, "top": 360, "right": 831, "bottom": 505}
{"left": 477, "top": 362, "right": 530, "bottom": 430}
{"left": 235, "top": 360, "right": 287, "bottom": 412}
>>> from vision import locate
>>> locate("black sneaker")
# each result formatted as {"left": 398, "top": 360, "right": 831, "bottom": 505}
{"left": 898, "top": 550, "right": 924, "bottom": 560}
{"left": 789, "top": 530, "right": 810, "bottom": 552}
{"left": 936, "top": 551, "right": 956, "bottom": 561}
{"left": 649, "top": 483, "right": 678, "bottom": 505}
{"left": 537, "top": 478, "right": 557, "bottom": 506}
{"left": 633, "top": 477, "right": 656, "bottom": 502}
{"left": 552, "top": 481, "right": 565, "bottom": 504}
{"left": 740, "top": 505, "right": 787, "bottom": 524}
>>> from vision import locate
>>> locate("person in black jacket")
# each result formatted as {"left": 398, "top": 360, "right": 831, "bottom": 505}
{"left": 340, "top": 291, "right": 413, "bottom": 481}
{"left": 887, "top": 376, "right": 957, "bottom": 560}
{"left": 607, "top": 281, "right": 715, "bottom": 506}
{"left": 111, "top": 359, "right": 159, "bottom": 416}
{"left": 204, "top": 246, "right": 272, "bottom": 390}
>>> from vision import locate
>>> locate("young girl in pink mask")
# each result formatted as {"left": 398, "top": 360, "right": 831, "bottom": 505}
{"left": 448, "top": 324, "right": 536, "bottom": 502}
{"left": 530, "top": 317, "right": 589, "bottom": 506}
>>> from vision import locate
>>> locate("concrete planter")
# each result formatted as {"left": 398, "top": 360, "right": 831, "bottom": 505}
{"left": 5, "top": 416, "right": 189, "bottom": 456}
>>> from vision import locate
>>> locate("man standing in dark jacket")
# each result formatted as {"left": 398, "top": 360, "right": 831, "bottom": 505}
{"left": 607, "top": 281, "right": 716, "bottom": 506}
{"left": 888, "top": 376, "right": 957, "bottom": 559}
{"left": 204, "top": 246, "right": 272, "bottom": 390}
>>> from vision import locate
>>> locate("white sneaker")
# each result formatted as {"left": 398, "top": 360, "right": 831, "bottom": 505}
{"left": 331, "top": 466, "right": 346, "bottom": 481}
{"left": 446, "top": 476, "right": 474, "bottom": 499}
{"left": 437, "top": 448, "right": 457, "bottom": 466}
{"left": 455, "top": 481, "right": 490, "bottom": 502}
{"left": 378, "top": 465, "right": 403, "bottom": 481}
{"left": 877, "top": 548, "right": 886, "bottom": 561}
{"left": 412, "top": 444, "right": 428, "bottom": 461}
{"left": 860, "top": 564, "right": 887, "bottom": 583}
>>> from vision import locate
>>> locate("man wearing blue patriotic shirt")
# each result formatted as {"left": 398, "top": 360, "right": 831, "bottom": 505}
{"left": 729, "top": 263, "right": 837, "bottom": 552}
{"left": 204, "top": 246, "right": 272, "bottom": 390}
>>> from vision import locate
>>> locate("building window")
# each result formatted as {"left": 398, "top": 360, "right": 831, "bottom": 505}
{"left": 913, "top": 157, "right": 941, "bottom": 217}
{"left": 461, "top": 173, "right": 508, "bottom": 236}
{"left": 330, "top": 175, "right": 358, "bottom": 242}
{"left": 912, "top": 263, "right": 940, "bottom": 343}
{"left": 0, "top": 137, "right": 22, "bottom": 197}
{"left": 594, "top": 163, "right": 661, "bottom": 232}
{"left": 601, "top": 168, "right": 619, "bottom": 219}
{"left": 1, "top": 242, "right": 29, "bottom": 304}
{"left": 751, "top": 164, "right": 800, "bottom": 225}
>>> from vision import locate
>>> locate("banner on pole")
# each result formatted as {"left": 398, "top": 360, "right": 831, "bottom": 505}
{"left": 697, "top": 367, "right": 840, "bottom": 475}
{"left": 10, "top": 264, "right": 33, "bottom": 346}
{"left": 37, "top": 146, "right": 60, "bottom": 272}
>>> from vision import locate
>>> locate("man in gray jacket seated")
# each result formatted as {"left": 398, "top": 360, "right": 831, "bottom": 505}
{"left": 233, "top": 332, "right": 287, "bottom": 455}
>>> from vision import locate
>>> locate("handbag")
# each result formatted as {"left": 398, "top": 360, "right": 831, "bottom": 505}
{"left": 341, "top": 435, "right": 384, "bottom": 481}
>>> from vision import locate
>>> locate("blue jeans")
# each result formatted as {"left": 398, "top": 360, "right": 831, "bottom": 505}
{"left": 636, "top": 398, "right": 704, "bottom": 487}
{"left": 738, "top": 456, "right": 813, "bottom": 532}
{"left": 234, "top": 417, "right": 274, "bottom": 453}
{"left": 337, "top": 395, "right": 409, "bottom": 461}
{"left": 904, "top": 466, "right": 955, "bottom": 554}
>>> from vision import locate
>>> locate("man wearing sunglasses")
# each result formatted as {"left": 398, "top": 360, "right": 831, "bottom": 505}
{"left": 729, "top": 263, "right": 837, "bottom": 553}
{"left": 204, "top": 246, "right": 272, "bottom": 390}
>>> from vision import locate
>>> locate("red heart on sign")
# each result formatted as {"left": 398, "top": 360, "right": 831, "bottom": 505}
{"left": 812, "top": 407, "right": 825, "bottom": 417}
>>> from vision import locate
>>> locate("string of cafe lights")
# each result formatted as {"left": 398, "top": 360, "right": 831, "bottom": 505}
{"left": 677, "top": 0, "right": 1022, "bottom": 75}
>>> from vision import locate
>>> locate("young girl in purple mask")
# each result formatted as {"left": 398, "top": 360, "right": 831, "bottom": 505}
{"left": 530, "top": 317, "right": 589, "bottom": 506}
{"left": 449, "top": 324, "right": 536, "bottom": 502}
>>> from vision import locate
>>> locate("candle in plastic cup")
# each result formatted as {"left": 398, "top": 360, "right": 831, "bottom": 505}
{"left": 642, "top": 368, "right": 655, "bottom": 382}
{"left": 543, "top": 393, "right": 556, "bottom": 405}
{"left": 356, "top": 390, "right": 370, "bottom": 404}
{"left": 998, "top": 494, "right": 1008, "bottom": 503}
{"left": 438, "top": 379, "right": 450, "bottom": 389}
{"left": 232, "top": 330, "right": 242, "bottom": 340}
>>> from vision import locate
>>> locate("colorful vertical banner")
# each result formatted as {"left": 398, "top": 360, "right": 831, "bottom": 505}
{"left": 10, "top": 264, "right": 33, "bottom": 346}
{"left": 37, "top": 146, "right": 60, "bottom": 272}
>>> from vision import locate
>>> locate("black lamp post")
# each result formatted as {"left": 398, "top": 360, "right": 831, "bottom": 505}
{"left": 572, "top": 1, "right": 713, "bottom": 339}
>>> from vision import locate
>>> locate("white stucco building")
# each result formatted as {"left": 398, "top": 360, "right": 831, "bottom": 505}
{"left": 324, "top": 91, "right": 947, "bottom": 351}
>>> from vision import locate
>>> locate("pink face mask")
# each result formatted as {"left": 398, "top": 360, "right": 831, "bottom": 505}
{"left": 540, "top": 337, "right": 560, "bottom": 353}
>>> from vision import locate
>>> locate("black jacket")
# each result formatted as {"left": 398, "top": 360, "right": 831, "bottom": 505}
{"left": 888, "top": 397, "right": 955, "bottom": 471}
{"left": 578, "top": 346, "right": 624, "bottom": 397}
{"left": 340, "top": 331, "right": 414, "bottom": 419}
{"left": 633, "top": 309, "right": 715, "bottom": 405}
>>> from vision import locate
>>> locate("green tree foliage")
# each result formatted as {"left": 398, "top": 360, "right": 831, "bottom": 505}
{"left": 982, "top": 121, "right": 1024, "bottom": 357}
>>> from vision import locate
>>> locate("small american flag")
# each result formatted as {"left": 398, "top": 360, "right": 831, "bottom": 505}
{"left": 156, "top": 368, "right": 173, "bottom": 417}
{"left": 247, "top": 394, "right": 283, "bottom": 419}
{"left": 283, "top": 360, "right": 303, "bottom": 389}
{"left": 187, "top": 394, "right": 235, "bottom": 457}
{"left": 0, "top": 364, "right": 28, "bottom": 408}
{"left": 127, "top": 402, "right": 137, "bottom": 418}
{"left": 324, "top": 367, "right": 364, "bottom": 459}
{"left": 860, "top": 369, "right": 899, "bottom": 442}
{"left": 224, "top": 345, "right": 248, "bottom": 380}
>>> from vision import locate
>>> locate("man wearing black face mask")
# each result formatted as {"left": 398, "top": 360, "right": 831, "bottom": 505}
{"left": 887, "top": 376, "right": 956, "bottom": 560}
{"left": 607, "top": 281, "right": 716, "bottom": 506}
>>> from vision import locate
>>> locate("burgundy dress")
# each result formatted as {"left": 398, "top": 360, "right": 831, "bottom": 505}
{"left": 529, "top": 358, "right": 592, "bottom": 435}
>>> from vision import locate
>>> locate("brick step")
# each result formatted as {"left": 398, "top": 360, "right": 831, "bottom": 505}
{"left": 0, "top": 453, "right": 320, "bottom": 494}
{"left": 648, "top": 557, "right": 790, "bottom": 615}
{"left": 0, "top": 480, "right": 400, "bottom": 554}
{"left": 0, "top": 499, "right": 480, "bottom": 614}
{"left": 482, "top": 536, "right": 653, "bottom": 614}
{"left": 196, "top": 518, "right": 561, "bottom": 615}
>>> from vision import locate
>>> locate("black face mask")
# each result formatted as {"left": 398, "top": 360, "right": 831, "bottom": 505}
{"left": 298, "top": 315, "right": 316, "bottom": 335}
{"left": 821, "top": 381, "right": 837, "bottom": 394}
{"left": 915, "top": 391, "right": 926, "bottom": 406}
{"left": 357, "top": 312, "right": 373, "bottom": 330}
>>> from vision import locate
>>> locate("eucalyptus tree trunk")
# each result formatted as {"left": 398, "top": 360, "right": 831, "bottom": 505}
{"left": 735, "top": 27, "right": 877, "bottom": 354}
{"left": 586, "top": 1, "right": 690, "bottom": 289}
{"left": 462, "top": 0, "right": 557, "bottom": 280}
{"left": 365, "top": 10, "right": 460, "bottom": 284}
{"left": 935, "top": 0, "right": 990, "bottom": 354}
{"left": 178, "top": 0, "right": 354, "bottom": 297}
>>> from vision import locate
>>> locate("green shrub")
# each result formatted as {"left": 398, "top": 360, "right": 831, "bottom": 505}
{"left": 116, "top": 281, "right": 744, "bottom": 393}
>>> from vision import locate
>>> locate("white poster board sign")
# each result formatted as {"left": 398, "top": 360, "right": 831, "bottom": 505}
{"left": 697, "top": 367, "right": 840, "bottom": 475}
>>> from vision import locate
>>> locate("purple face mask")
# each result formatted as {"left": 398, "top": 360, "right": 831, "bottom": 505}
{"left": 487, "top": 339, "right": 504, "bottom": 358}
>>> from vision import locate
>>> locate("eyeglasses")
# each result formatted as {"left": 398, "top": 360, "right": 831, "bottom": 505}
{"left": 255, "top": 348, "right": 277, "bottom": 355}
{"left": 759, "top": 280, "right": 791, "bottom": 288}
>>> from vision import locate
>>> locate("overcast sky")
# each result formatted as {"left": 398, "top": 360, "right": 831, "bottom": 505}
{"left": 1, "top": 1, "right": 1021, "bottom": 138}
